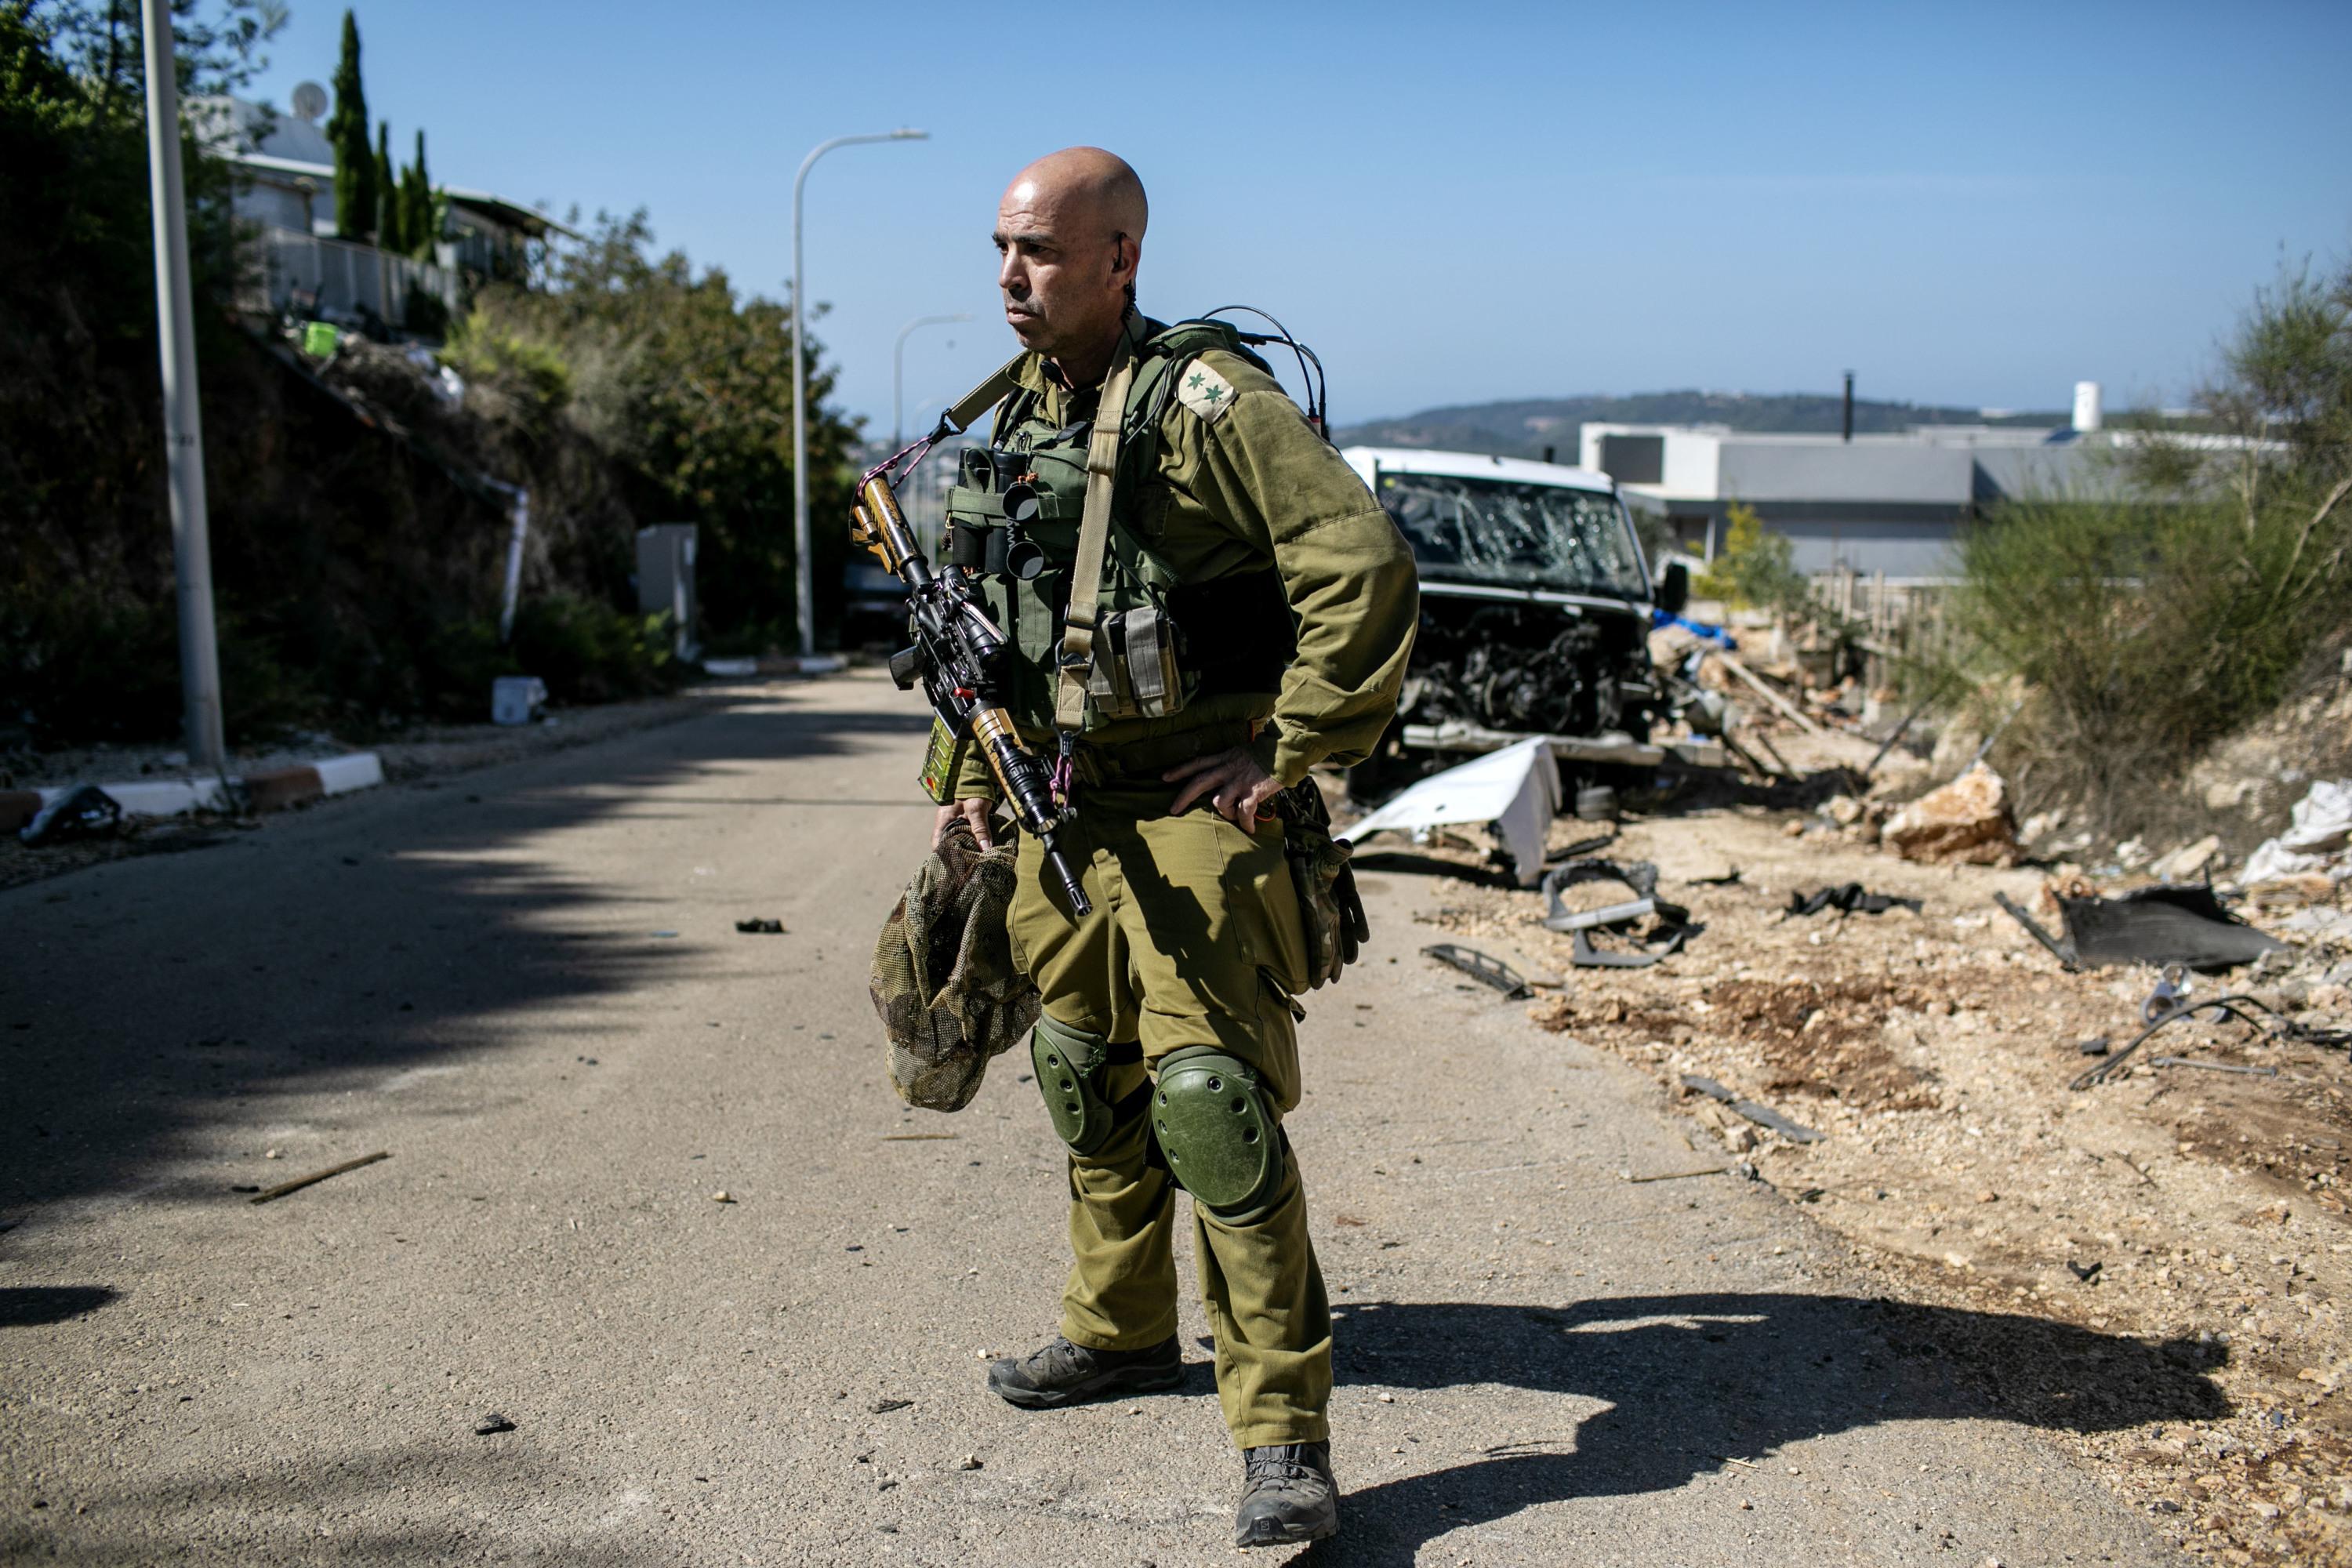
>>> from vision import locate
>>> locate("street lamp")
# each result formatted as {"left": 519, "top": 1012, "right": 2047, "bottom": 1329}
{"left": 140, "top": 0, "right": 227, "bottom": 779}
{"left": 893, "top": 313, "right": 973, "bottom": 449}
{"left": 791, "top": 128, "right": 927, "bottom": 659}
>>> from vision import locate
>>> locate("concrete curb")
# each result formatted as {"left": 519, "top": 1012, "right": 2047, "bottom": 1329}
{"left": 2, "top": 753, "right": 385, "bottom": 836}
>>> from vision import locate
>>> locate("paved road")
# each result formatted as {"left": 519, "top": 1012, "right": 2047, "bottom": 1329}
{"left": 2, "top": 673, "right": 2199, "bottom": 1566}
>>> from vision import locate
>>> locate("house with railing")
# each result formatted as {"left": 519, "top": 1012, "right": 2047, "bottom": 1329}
{"left": 192, "top": 93, "right": 577, "bottom": 336}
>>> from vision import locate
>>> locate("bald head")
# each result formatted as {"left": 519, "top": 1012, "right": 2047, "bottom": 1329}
{"left": 993, "top": 147, "right": 1149, "bottom": 383}
{"left": 1004, "top": 146, "right": 1148, "bottom": 244}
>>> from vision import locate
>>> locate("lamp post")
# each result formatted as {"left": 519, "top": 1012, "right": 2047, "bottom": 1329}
{"left": 893, "top": 313, "right": 973, "bottom": 449}
{"left": 140, "top": 0, "right": 227, "bottom": 780}
{"left": 791, "top": 128, "right": 927, "bottom": 659}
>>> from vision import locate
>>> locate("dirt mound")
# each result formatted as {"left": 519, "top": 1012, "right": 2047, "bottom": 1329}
{"left": 1704, "top": 976, "right": 1944, "bottom": 1110}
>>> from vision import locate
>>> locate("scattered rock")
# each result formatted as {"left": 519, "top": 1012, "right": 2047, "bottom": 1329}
{"left": 2151, "top": 835, "right": 2223, "bottom": 883}
{"left": 710, "top": 1191, "right": 735, "bottom": 1203}
{"left": 1882, "top": 763, "right": 2020, "bottom": 867}
{"left": 956, "top": 1454, "right": 982, "bottom": 1471}
{"left": 474, "top": 1413, "right": 516, "bottom": 1436}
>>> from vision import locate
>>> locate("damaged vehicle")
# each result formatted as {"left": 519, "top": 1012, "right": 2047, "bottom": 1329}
{"left": 1337, "top": 447, "right": 1690, "bottom": 797}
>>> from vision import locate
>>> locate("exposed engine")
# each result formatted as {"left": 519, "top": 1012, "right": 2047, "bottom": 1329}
{"left": 1397, "top": 598, "right": 1658, "bottom": 739}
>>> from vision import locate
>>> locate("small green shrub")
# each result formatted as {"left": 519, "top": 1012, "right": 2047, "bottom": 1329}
{"left": 506, "top": 593, "right": 679, "bottom": 705}
{"left": 442, "top": 307, "right": 572, "bottom": 430}
{"left": 1693, "top": 503, "right": 1806, "bottom": 612}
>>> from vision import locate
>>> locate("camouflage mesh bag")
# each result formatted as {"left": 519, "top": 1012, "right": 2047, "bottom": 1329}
{"left": 870, "top": 820, "right": 1040, "bottom": 1112}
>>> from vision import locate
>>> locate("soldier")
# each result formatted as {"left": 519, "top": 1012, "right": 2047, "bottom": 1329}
{"left": 930, "top": 147, "right": 1416, "bottom": 1548}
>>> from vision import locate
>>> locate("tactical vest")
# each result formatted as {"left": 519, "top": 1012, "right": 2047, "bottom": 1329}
{"left": 941, "top": 319, "right": 1296, "bottom": 733}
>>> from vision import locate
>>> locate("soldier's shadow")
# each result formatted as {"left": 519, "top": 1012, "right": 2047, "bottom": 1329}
{"left": 1290, "top": 1293, "right": 2228, "bottom": 1565}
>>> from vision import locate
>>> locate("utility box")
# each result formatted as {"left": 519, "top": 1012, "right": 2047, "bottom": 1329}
{"left": 636, "top": 524, "right": 699, "bottom": 659}
{"left": 492, "top": 676, "right": 546, "bottom": 726}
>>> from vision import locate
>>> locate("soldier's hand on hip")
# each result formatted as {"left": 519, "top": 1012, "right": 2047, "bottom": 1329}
{"left": 1164, "top": 748, "right": 1282, "bottom": 826}
{"left": 935, "top": 798, "right": 995, "bottom": 851}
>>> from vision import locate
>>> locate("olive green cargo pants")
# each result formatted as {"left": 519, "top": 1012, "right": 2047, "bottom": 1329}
{"left": 1008, "top": 780, "right": 1331, "bottom": 1450}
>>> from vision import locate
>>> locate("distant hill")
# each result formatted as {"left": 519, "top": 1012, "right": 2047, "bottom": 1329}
{"left": 1334, "top": 390, "right": 2065, "bottom": 463}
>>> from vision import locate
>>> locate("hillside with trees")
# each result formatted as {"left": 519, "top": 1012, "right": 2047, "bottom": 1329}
{"left": 0, "top": 2, "right": 859, "bottom": 748}
{"left": 1336, "top": 390, "right": 2064, "bottom": 461}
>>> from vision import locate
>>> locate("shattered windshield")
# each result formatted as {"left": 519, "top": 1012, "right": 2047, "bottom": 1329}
{"left": 1375, "top": 471, "right": 1648, "bottom": 599}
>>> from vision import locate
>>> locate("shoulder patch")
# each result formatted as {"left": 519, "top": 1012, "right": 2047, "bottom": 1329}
{"left": 1174, "top": 358, "right": 1238, "bottom": 424}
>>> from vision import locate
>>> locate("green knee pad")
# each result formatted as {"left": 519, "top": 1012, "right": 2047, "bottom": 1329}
{"left": 1152, "top": 1047, "right": 1282, "bottom": 1217}
{"left": 1033, "top": 1015, "right": 1120, "bottom": 1156}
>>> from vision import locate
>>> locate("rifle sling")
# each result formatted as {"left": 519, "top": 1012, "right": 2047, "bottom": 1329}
{"left": 941, "top": 357, "right": 1025, "bottom": 437}
{"left": 1053, "top": 333, "right": 1138, "bottom": 735}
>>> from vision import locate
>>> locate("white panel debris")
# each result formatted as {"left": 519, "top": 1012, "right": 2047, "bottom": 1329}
{"left": 1337, "top": 736, "right": 1559, "bottom": 885}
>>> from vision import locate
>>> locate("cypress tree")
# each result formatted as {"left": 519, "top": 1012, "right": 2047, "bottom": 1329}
{"left": 325, "top": 10, "right": 372, "bottom": 239}
{"left": 404, "top": 129, "right": 434, "bottom": 258}
{"left": 373, "top": 122, "right": 401, "bottom": 252}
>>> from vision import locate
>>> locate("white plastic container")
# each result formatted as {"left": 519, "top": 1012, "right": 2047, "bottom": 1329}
{"left": 492, "top": 676, "right": 547, "bottom": 726}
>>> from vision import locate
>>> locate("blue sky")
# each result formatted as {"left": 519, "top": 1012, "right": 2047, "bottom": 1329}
{"left": 240, "top": 1, "right": 2352, "bottom": 433}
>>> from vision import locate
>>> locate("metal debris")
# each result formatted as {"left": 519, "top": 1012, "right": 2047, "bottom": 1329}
{"left": 1784, "top": 884, "right": 1922, "bottom": 918}
{"left": 2146, "top": 1057, "right": 2280, "bottom": 1078}
{"left": 1421, "top": 943, "right": 1534, "bottom": 1000}
{"left": 1679, "top": 1075, "right": 1824, "bottom": 1144}
{"left": 1542, "top": 859, "right": 1697, "bottom": 968}
{"left": 2027, "top": 885, "right": 2288, "bottom": 973}
{"left": 2072, "top": 993, "right": 2348, "bottom": 1091}
{"left": 2141, "top": 964, "right": 2192, "bottom": 1025}
{"left": 1993, "top": 892, "right": 2074, "bottom": 969}
{"left": 1341, "top": 737, "right": 1559, "bottom": 885}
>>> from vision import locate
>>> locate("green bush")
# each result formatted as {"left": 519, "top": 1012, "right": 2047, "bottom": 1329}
{"left": 1693, "top": 502, "right": 1807, "bottom": 612}
{"left": 1945, "top": 258, "right": 2352, "bottom": 825}
{"left": 506, "top": 593, "right": 678, "bottom": 705}
{"left": 442, "top": 307, "right": 572, "bottom": 429}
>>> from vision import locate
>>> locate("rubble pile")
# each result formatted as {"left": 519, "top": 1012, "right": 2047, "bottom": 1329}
{"left": 1373, "top": 798, "right": 2352, "bottom": 1567}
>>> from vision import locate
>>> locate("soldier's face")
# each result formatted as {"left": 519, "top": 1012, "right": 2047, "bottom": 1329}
{"left": 993, "top": 179, "right": 1133, "bottom": 365}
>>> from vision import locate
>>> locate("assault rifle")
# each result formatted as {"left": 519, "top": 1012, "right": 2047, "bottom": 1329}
{"left": 849, "top": 470, "right": 1092, "bottom": 916}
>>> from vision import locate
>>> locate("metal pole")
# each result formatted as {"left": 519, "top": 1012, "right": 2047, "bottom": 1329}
{"left": 791, "top": 128, "right": 927, "bottom": 659}
{"left": 140, "top": 0, "right": 226, "bottom": 779}
{"left": 495, "top": 485, "right": 531, "bottom": 643}
{"left": 892, "top": 313, "right": 973, "bottom": 449}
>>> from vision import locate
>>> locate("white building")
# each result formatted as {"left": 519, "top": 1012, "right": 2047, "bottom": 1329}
{"left": 1578, "top": 403, "right": 2139, "bottom": 580}
{"left": 191, "top": 93, "right": 579, "bottom": 332}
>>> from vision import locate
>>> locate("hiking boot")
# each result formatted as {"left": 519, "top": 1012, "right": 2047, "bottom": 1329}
{"left": 985, "top": 1334, "right": 1184, "bottom": 1410}
{"left": 1233, "top": 1440, "right": 1338, "bottom": 1548}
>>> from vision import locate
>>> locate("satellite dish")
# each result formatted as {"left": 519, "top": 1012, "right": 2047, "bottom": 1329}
{"left": 291, "top": 81, "right": 328, "bottom": 122}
